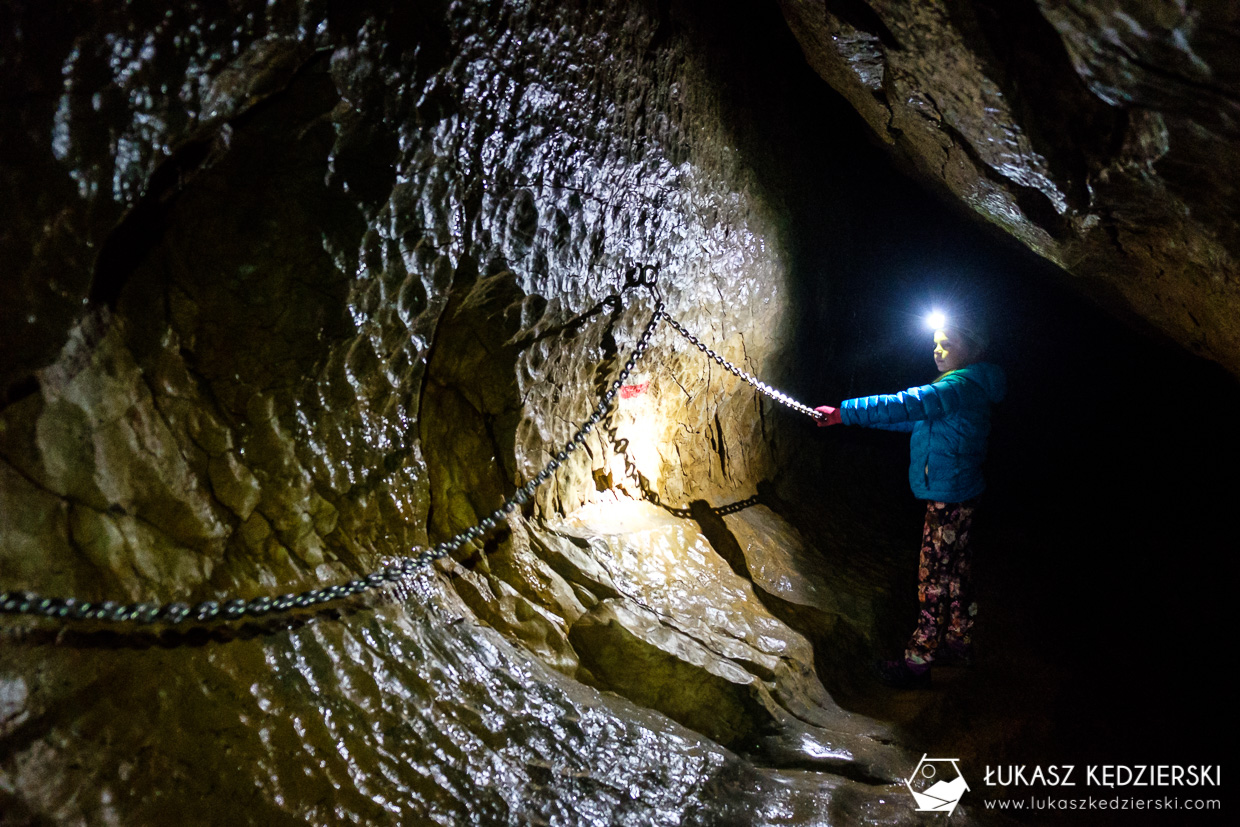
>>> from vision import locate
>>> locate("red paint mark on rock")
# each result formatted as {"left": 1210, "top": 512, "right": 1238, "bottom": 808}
{"left": 620, "top": 383, "right": 649, "bottom": 399}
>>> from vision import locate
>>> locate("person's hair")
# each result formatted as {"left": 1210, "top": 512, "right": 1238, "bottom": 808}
{"left": 947, "top": 325, "right": 987, "bottom": 360}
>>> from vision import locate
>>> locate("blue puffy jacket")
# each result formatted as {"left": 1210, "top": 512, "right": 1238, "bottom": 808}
{"left": 840, "top": 363, "right": 1006, "bottom": 502}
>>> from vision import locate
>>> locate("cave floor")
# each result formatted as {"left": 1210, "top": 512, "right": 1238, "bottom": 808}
{"left": 526, "top": 493, "right": 1066, "bottom": 824}
{"left": 786, "top": 497, "right": 1222, "bottom": 826}
{"left": 544, "top": 486, "right": 1203, "bottom": 825}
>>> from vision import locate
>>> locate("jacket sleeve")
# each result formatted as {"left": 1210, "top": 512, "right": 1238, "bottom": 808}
{"left": 840, "top": 374, "right": 974, "bottom": 428}
{"left": 868, "top": 419, "right": 915, "bottom": 433}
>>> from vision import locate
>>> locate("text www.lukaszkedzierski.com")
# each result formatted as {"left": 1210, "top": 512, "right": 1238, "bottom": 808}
{"left": 985, "top": 796, "right": 1220, "bottom": 812}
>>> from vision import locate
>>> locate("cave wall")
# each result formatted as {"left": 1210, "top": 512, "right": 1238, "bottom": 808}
{"left": 1, "top": 0, "right": 791, "bottom": 596}
{"left": 0, "top": 1, "right": 918, "bottom": 823}
{"left": 777, "top": 0, "right": 1240, "bottom": 376}
{"left": 11, "top": 1, "right": 1231, "bottom": 821}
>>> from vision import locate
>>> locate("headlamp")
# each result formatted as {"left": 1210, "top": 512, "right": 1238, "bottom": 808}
{"left": 925, "top": 310, "right": 947, "bottom": 331}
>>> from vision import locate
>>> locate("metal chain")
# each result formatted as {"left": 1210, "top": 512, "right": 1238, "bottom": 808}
{"left": 660, "top": 313, "right": 824, "bottom": 421}
{"left": 1, "top": 293, "right": 818, "bottom": 627}
{"left": 0, "top": 303, "right": 667, "bottom": 626}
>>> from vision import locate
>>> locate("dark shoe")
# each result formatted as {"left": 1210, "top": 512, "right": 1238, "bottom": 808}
{"left": 877, "top": 659, "right": 931, "bottom": 689}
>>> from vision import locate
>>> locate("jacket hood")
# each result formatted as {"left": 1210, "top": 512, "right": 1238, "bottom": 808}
{"left": 957, "top": 362, "right": 1006, "bottom": 403}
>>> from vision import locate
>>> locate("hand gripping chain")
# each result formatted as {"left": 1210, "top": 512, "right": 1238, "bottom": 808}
{"left": 1, "top": 293, "right": 822, "bottom": 626}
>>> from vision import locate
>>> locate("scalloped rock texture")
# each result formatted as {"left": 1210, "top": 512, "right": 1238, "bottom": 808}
{"left": 0, "top": 1, "right": 935, "bottom": 824}
{"left": 778, "top": 0, "right": 1240, "bottom": 375}
{"left": 4, "top": 0, "right": 1236, "bottom": 824}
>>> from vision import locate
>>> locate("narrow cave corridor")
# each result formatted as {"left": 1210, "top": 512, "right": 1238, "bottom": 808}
{"left": 2, "top": 1, "right": 1236, "bottom": 825}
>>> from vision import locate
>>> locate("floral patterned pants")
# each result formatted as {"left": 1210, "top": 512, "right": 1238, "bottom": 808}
{"left": 905, "top": 499, "right": 977, "bottom": 666}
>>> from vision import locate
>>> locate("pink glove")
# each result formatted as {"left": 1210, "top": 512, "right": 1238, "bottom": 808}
{"left": 814, "top": 405, "right": 842, "bottom": 427}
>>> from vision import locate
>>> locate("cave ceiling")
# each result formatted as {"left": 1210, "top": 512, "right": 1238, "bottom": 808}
{"left": 0, "top": 1, "right": 1236, "bottom": 823}
{"left": 778, "top": 0, "right": 1240, "bottom": 376}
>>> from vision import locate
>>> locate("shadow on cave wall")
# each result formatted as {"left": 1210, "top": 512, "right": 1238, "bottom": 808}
{"left": 2, "top": 0, "right": 1236, "bottom": 821}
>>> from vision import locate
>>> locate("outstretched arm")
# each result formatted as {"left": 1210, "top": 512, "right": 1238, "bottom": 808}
{"left": 814, "top": 404, "right": 912, "bottom": 431}
{"left": 840, "top": 374, "right": 975, "bottom": 429}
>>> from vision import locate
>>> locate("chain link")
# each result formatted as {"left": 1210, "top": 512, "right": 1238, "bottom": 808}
{"left": 0, "top": 302, "right": 667, "bottom": 627}
{"left": 1, "top": 294, "right": 819, "bottom": 627}
{"left": 660, "top": 313, "right": 824, "bottom": 421}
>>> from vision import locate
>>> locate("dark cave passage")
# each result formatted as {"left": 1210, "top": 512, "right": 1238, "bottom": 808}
{"left": 669, "top": 0, "right": 1240, "bottom": 811}
{"left": 2, "top": 0, "right": 1236, "bottom": 824}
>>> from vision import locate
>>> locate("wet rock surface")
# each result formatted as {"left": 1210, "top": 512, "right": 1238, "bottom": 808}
{"left": 3, "top": 0, "right": 1232, "bottom": 824}
{"left": 548, "top": 501, "right": 898, "bottom": 779}
{"left": 778, "top": 0, "right": 1240, "bottom": 377}
{"left": 0, "top": 0, "right": 939, "bottom": 823}
{"left": 1, "top": 584, "right": 911, "bottom": 826}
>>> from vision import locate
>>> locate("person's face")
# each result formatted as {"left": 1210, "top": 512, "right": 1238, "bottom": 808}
{"left": 933, "top": 329, "right": 972, "bottom": 372}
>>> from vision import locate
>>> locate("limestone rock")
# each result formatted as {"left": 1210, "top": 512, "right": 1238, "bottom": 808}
{"left": 725, "top": 503, "right": 875, "bottom": 635}
{"left": 570, "top": 598, "right": 772, "bottom": 746}
{"left": 778, "top": 0, "right": 1240, "bottom": 376}
{"left": 0, "top": 1, "right": 916, "bottom": 822}
{"left": 552, "top": 500, "right": 902, "bottom": 779}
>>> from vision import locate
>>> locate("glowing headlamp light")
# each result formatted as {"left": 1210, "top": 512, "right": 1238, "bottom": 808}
{"left": 925, "top": 310, "right": 947, "bottom": 331}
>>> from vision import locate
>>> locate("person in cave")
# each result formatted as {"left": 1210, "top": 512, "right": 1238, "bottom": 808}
{"left": 814, "top": 316, "right": 1006, "bottom": 689}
